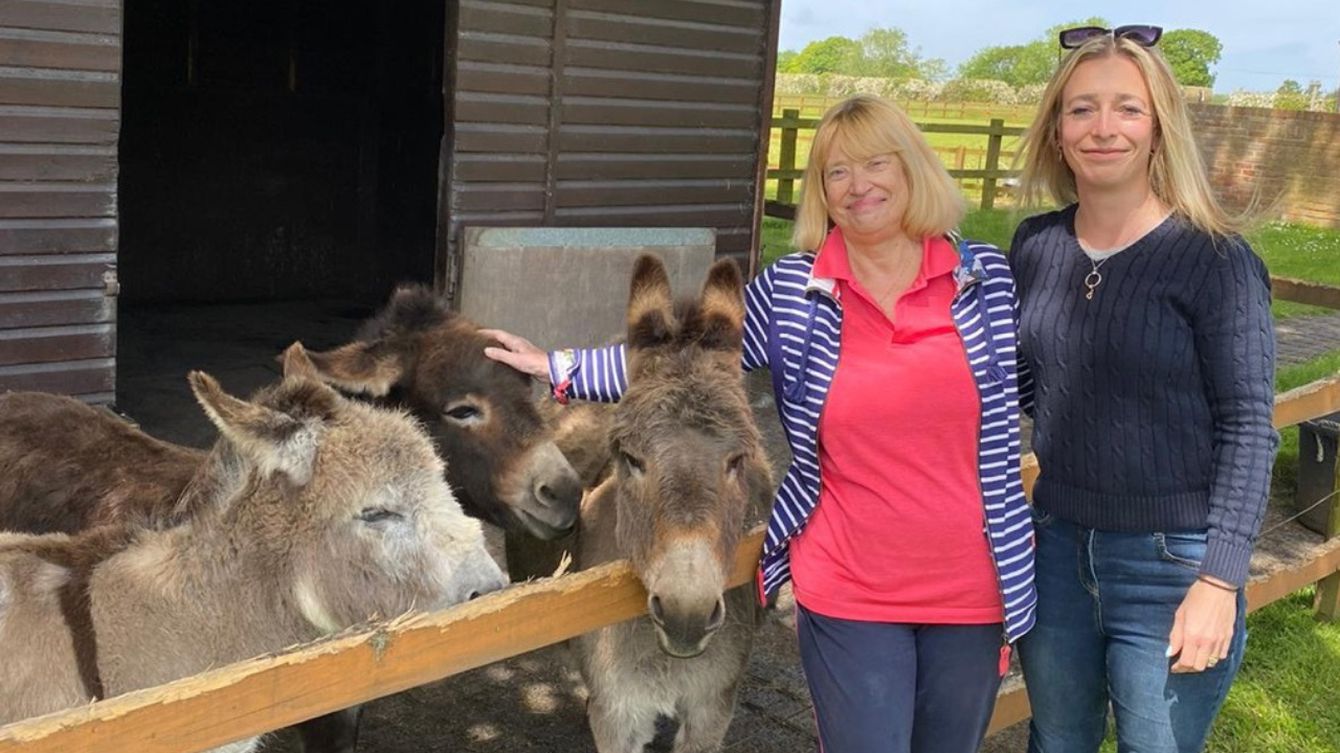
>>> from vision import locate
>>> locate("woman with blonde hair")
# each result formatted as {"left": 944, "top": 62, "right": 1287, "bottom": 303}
{"left": 1010, "top": 25, "right": 1277, "bottom": 753}
{"left": 487, "top": 93, "right": 1037, "bottom": 752}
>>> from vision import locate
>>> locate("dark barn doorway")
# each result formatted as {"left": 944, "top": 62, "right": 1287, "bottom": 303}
{"left": 114, "top": 0, "right": 446, "bottom": 443}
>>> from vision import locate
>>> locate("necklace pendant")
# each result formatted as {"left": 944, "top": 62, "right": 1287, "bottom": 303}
{"left": 1083, "top": 269, "right": 1102, "bottom": 301}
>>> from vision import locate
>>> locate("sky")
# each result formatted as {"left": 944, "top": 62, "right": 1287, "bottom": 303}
{"left": 777, "top": 0, "right": 1340, "bottom": 94}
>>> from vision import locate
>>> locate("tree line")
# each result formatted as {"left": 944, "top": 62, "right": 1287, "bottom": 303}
{"left": 778, "top": 18, "right": 1223, "bottom": 88}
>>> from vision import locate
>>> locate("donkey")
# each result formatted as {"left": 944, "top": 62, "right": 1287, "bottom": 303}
{"left": 0, "top": 345, "right": 506, "bottom": 752}
{"left": 573, "top": 256, "right": 774, "bottom": 753}
{"left": 0, "top": 284, "right": 582, "bottom": 541}
{"left": 308, "top": 284, "right": 582, "bottom": 540}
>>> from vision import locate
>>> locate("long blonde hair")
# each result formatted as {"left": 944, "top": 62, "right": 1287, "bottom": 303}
{"left": 791, "top": 94, "right": 964, "bottom": 252}
{"left": 1018, "top": 35, "right": 1243, "bottom": 237}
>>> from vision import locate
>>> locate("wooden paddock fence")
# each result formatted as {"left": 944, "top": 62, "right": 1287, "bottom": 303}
{"left": 766, "top": 108, "right": 1025, "bottom": 214}
{"left": 772, "top": 94, "right": 1038, "bottom": 124}
{"left": 4, "top": 284, "right": 1340, "bottom": 753}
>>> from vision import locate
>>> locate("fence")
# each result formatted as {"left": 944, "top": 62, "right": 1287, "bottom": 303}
{"left": 3, "top": 287, "right": 1340, "bottom": 753}
{"left": 772, "top": 94, "right": 1038, "bottom": 123}
{"left": 766, "top": 108, "right": 1025, "bottom": 215}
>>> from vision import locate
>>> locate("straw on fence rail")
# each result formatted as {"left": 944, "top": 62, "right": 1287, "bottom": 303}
{"left": 4, "top": 377, "right": 1340, "bottom": 752}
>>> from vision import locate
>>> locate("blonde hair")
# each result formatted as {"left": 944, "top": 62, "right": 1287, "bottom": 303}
{"left": 791, "top": 94, "right": 965, "bottom": 252}
{"left": 1018, "top": 35, "right": 1242, "bottom": 237}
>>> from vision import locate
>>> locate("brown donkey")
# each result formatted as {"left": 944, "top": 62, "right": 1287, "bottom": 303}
{"left": 574, "top": 256, "right": 773, "bottom": 753}
{"left": 0, "top": 345, "right": 505, "bottom": 751}
{"left": 0, "top": 285, "right": 581, "bottom": 541}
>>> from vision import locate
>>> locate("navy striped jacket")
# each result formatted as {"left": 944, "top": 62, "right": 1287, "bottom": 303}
{"left": 549, "top": 240, "right": 1038, "bottom": 642}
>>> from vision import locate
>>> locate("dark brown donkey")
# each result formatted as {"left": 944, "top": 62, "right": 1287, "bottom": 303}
{"left": 574, "top": 256, "right": 774, "bottom": 753}
{"left": 0, "top": 284, "right": 582, "bottom": 540}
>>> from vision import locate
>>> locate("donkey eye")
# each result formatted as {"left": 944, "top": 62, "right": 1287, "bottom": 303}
{"left": 357, "top": 508, "right": 404, "bottom": 524}
{"left": 444, "top": 404, "right": 482, "bottom": 421}
{"left": 726, "top": 453, "right": 746, "bottom": 476}
{"left": 620, "top": 451, "right": 646, "bottom": 475}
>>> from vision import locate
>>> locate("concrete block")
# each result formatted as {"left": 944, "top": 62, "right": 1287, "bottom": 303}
{"left": 457, "top": 227, "right": 718, "bottom": 349}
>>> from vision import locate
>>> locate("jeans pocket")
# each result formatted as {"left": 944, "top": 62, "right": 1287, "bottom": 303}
{"left": 1030, "top": 507, "right": 1054, "bottom": 529}
{"left": 1153, "top": 530, "right": 1208, "bottom": 571}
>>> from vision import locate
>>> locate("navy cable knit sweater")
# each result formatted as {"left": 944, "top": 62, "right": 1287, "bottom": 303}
{"left": 1009, "top": 205, "right": 1278, "bottom": 587}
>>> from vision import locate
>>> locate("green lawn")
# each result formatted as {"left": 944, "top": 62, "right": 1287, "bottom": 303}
{"left": 761, "top": 211, "right": 1340, "bottom": 321}
{"left": 1208, "top": 588, "right": 1340, "bottom": 753}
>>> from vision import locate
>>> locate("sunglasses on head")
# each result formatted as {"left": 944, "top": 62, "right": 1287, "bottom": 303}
{"left": 1058, "top": 25, "right": 1163, "bottom": 50}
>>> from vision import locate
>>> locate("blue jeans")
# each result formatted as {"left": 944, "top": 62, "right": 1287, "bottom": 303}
{"left": 796, "top": 605, "right": 1004, "bottom": 753}
{"left": 1018, "top": 512, "right": 1247, "bottom": 753}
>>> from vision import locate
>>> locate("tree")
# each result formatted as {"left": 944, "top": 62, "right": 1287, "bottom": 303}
{"left": 779, "top": 36, "right": 862, "bottom": 75}
{"left": 777, "top": 27, "right": 944, "bottom": 80}
{"left": 957, "top": 17, "right": 1108, "bottom": 87}
{"left": 957, "top": 44, "right": 1051, "bottom": 87}
{"left": 853, "top": 27, "right": 934, "bottom": 79}
{"left": 1160, "top": 29, "right": 1222, "bottom": 87}
{"left": 1275, "top": 79, "right": 1309, "bottom": 110}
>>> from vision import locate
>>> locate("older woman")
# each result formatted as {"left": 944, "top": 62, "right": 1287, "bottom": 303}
{"left": 1010, "top": 25, "right": 1277, "bottom": 753}
{"left": 486, "top": 94, "right": 1036, "bottom": 753}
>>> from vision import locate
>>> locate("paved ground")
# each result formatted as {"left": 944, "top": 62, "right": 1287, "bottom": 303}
{"left": 109, "top": 302, "right": 1340, "bottom": 753}
{"left": 1275, "top": 311, "right": 1340, "bottom": 368}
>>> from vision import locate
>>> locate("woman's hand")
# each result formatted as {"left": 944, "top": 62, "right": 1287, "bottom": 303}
{"left": 1167, "top": 577, "right": 1238, "bottom": 673}
{"left": 480, "top": 329, "right": 550, "bottom": 380}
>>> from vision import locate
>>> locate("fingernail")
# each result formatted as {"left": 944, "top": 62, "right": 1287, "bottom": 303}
{"left": 1165, "top": 645, "right": 1175, "bottom": 657}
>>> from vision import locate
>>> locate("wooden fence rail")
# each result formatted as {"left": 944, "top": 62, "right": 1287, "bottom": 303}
{"left": 767, "top": 108, "right": 1026, "bottom": 212}
{"left": 771, "top": 94, "right": 1038, "bottom": 123}
{"left": 4, "top": 374, "right": 1340, "bottom": 753}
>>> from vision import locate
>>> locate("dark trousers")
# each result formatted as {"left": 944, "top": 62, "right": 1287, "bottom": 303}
{"left": 796, "top": 604, "right": 1004, "bottom": 753}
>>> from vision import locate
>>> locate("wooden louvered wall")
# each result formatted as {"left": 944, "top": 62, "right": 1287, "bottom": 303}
{"left": 440, "top": 0, "right": 780, "bottom": 296}
{"left": 0, "top": 0, "right": 121, "bottom": 402}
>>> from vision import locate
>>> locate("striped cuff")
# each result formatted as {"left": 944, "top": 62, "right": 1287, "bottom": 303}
{"left": 547, "top": 349, "right": 577, "bottom": 404}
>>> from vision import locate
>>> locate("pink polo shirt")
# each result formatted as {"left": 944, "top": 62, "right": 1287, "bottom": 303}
{"left": 788, "top": 229, "right": 1003, "bottom": 624}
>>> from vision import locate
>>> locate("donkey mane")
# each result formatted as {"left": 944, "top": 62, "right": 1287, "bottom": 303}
{"left": 355, "top": 284, "right": 455, "bottom": 342}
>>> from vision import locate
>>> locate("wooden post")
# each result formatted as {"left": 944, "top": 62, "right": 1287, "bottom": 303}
{"left": 981, "top": 118, "right": 1004, "bottom": 211}
{"left": 776, "top": 107, "right": 799, "bottom": 205}
{"left": 1316, "top": 442, "right": 1340, "bottom": 621}
{"left": 954, "top": 145, "right": 967, "bottom": 189}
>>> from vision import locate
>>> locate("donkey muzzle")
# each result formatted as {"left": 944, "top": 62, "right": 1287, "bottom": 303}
{"left": 647, "top": 592, "right": 727, "bottom": 658}
{"left": 511, "top": 442, "right": 582, "bottom": 539}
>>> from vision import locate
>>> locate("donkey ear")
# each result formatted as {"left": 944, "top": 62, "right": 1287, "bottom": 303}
{"left": 188, "top": 371, "right": 321, "bottom": 485}
{"left": 301, "top": 341, "right": 404, "bottom": 397}
{"left": 280, "top": 341, "right": 321, "bottom": 382}
{"left": 695, "top": 259, "right": 745, "bottom": 352}
{"left": 627, "top": 254, "right": 674, "bottom": 349}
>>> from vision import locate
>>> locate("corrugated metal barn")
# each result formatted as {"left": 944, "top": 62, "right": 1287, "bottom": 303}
{"left": 0, "top": 0, "right": 781, "bottom": 403}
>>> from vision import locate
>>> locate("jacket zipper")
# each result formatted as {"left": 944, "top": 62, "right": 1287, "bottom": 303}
{"left": 953, "top": 274, "right": 1014, "bottom": 676}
